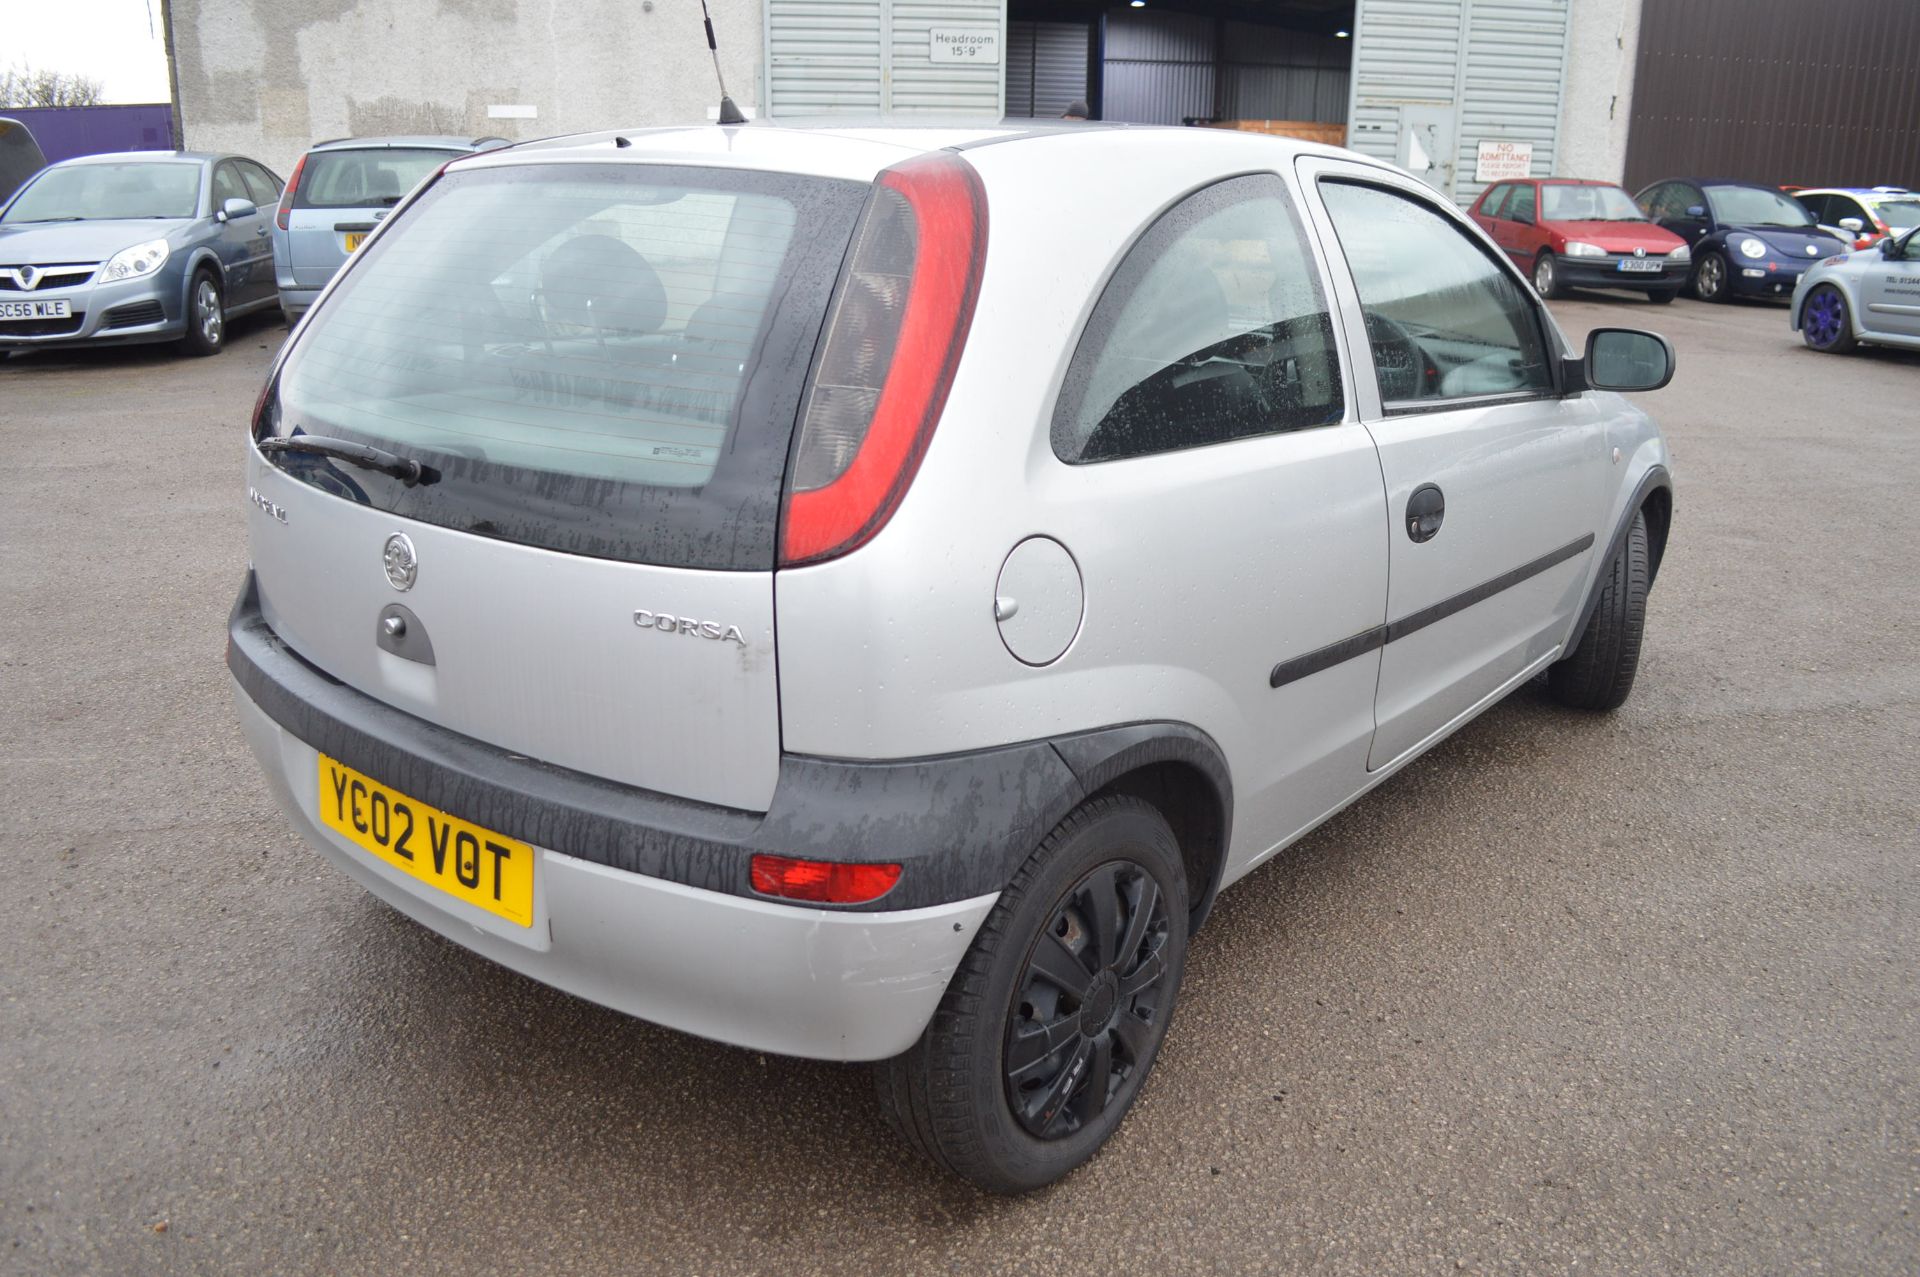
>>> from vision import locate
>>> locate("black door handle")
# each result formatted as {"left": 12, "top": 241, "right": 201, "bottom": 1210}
{"left": 1406, "top": 484, "right": 1445, "bottom": 542}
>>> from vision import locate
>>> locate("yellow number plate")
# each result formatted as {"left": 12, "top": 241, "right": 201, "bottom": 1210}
{"left": 343, "top": 232, "right": 366, "bottom": 252}
{"left": 317, "top": 753, "right": 534, "bottom": 927}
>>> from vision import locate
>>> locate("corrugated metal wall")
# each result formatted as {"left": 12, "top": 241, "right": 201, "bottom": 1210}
{"left": 1219, "top": 21, "right": 1351, "bottom": 122}
{"left": 1101, "top": 10, "right": 1351, "bottom": 127}
{"left": 765, "top": 0, "right": 1003, "bottom": 119}
{"left": 1625, "top": 0, "right": 1920, "bottom": 189}
{"left": 1006, "top": 21, "right": 1090, "bottom": 118}
{"left": 1101, "top": 10, "right": 1216, "bottom": 125}
{"left": 1346, "top": 0, "right": 1570, "bottom": 205}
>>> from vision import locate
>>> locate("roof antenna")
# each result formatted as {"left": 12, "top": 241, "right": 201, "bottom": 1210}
{"left": 700, "top": 0, "right": 748, "bottom": 125}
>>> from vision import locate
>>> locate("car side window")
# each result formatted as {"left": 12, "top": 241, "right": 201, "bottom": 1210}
{"left": 1795, "top": 193, "right": 1828, "bottom": 223}
{"left": 1834, "top": 196, "right": 1868, "bottom": 225}
{"left": 1679, "top": 185, "right": 1707, "bottom": 219}
{"left": 1318, "top": 179, "right": 1555, "bottom": 408}
{"left": 1636, "top": 184, "right": 1668, "bottom": 218}
{"left": 212, "top": 162, "right": 251, "bottom": 212}
{"left": 1506, "top": 184, "right": 1537, "bottom": 224}
{"left": 239, "top": 162, "right": 281, "bottom": 208}
{"left": 1051, "top": 173, "right": 1344, "bottom": 465}
{"left": 1480, "top": 183, "right": 1511, "bottom": 219}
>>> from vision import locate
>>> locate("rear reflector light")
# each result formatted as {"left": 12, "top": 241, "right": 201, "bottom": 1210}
{"left": 276, "top": 153, "right": 307, "bottom": 231}
{"left": 780, "top": 152, "right": 987, "bottom": 566}
{"left": 750, "top": 854, "right": 903, "bottom": 904}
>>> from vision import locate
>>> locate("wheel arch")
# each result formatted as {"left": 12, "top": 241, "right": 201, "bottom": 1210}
{"left": 1564, "top": 465, "right": 1672, "bottom": 659}
{"left": 177, "top": 247, "right": 227, "bottom": 312}
{"left": 1048, "top": 723, "right": 1234, "bottom": 934}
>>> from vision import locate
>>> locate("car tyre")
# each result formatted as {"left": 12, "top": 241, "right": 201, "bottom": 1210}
{"left": 1692, "top": 251, "right": 1730, "bottom": 303}
{"left": 874, "top": 795, "right": 1189, "bottom": 1194}
{"left": 1549, "top": 510, "right": 1650, "bottom": 712}
{"left": 1532, "top": 251, "right": 1563, "bottom": 300}
{"left": 181, "top": 269, "right": 226, "bottom": 357}
{"left": 1800, "top": 284, "right": 1857, "bottom": 354}
{"left": 1647, "top": 288, "right": 1679, "bottom": 305}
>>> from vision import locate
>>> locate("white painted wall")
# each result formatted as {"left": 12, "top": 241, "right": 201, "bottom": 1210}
{"left": 1558, "top": 0, "right": 1642, "bottom": 182}
{"left": 169, "top": 0, "right": 764, "bottom": 175}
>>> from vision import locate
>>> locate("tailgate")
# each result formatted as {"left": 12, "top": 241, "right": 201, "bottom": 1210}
{"left": 251, "top": 160, "right": 870, "bottom": 813}
{"left": 245, "top": 454, "right": 778, "bottom": 810}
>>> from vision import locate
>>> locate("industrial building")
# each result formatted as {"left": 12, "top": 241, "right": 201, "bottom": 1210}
{"left": 164, "top": 0, "right": 1920, "bottom": 199}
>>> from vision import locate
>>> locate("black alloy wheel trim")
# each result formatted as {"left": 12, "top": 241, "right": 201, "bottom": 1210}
{"left": 1003, "top": 859, "right": 1171, "bottom": 1140}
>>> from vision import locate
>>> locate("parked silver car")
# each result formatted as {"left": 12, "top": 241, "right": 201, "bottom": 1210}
{"left": 270, "top": 135, "right": 507, "bottom": 322}
{"left": 230, "top": 124, "right": 1677, "bottom": 1192}
{"left": 0, "top": 151, "right": 283, "bottom": 356}
{"left": 1790, "top": 226, "right": 1920, "bottom": 353}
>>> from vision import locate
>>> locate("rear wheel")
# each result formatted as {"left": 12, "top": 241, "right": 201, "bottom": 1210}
{"left": 1549, "top": 511, "right": 1650, "bottom": 712}
{"left": 875, "top": 796, "right": 1188, "bottom": 1194}
{"left": 1801, "top": 284, "right": 1857, "bottom": 353}
{"left": 1692, "top": 251, "right": 1730, "bottom": 303}
{"left": 1533, "top": 251, "right": 1563, "bottom": 300}
{"left": 181, "top": 270, "right": 225, "bottom": 356}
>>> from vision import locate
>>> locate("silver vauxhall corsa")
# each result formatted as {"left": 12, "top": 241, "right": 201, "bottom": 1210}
{"left": 230, "top": 124, "right": 1677, "bottom": 1193}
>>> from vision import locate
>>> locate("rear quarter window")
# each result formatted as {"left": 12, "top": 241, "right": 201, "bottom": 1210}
{"left": 265, "top": 162, "right": 867, "bottom": 569}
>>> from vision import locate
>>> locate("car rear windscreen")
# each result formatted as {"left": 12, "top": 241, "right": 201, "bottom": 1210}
{"left": 294, "top": 148, "right": 459, "bottom": 209}
{"left": 265, "top": 162, "right": 867, "bottom": 569}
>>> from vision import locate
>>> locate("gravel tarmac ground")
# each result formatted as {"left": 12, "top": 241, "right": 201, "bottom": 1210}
{"left": 2, "top": 293, "right": 1916, "bottom": 1276}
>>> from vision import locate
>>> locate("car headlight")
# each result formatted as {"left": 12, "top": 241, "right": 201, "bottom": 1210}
{"left": 1667, "top": 244, "right": 1691, "bottom": 262}
{"left": 99, "top": 238, "right": 171, "bottom": 282}
{"left": 1564, "top": 241, "right": 1607, "bottom": 257}
{"left": 1738, "top": 237, "right": 1767, "bottom": 259}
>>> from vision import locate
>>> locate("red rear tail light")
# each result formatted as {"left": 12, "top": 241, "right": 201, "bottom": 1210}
{"left": 276, "top": 153, "right": 307, "bottom": 231}
{"left": 750, "top": 854, "right": 903, "bottom": 904}
{"left": 780, "top": 152, "right": 987, "bottom": 566}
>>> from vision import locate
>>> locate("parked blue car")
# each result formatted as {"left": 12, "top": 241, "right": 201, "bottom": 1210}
{"left": 1633, "top": 177, "right": 1847, "bottom": 303}
{"left": 0, "top": 150, "right": 283, "bottom": 357}
{"left": 271, "top": 135, "right": 507, "bottom": 322}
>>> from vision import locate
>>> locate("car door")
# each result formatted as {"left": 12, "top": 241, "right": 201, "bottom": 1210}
{"left": 1795, "top": 191, "right": 1831, "bottom": 232}
{"left": 1503, "top": 182, "right": 1543, "bottom": 267}
{"left": 211, "top": 160, "right": 272, "bottom": 303}
{"left": 1857, "top": 231, "right": 1920, "bottom": 340}
{"left": 1040, "top": 170, "right": 1391, "bottom": 869}
{"left": 1651, "top": 182, "right": 1711, "bottom": 247}
{"left": 1298, "top": 158, "right": 1612, "bottom": 770}
{"left": 1473, "top": 182, "right": 1511, "bottom": 242}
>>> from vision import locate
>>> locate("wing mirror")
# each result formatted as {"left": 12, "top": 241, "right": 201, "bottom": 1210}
{"left": 1580, "top": 328, "right": 1675, "bottom": 393}
{"left": 1838, "top": 216, "right": 1865, "bottom": 233}
{"left": 1882, "top": 229, "right": 1914, "bottom": 260}
{"left": 1684, "top": 204, "right": 1706, "bottom": 218}
{"left": 216, "top": 196, "right": 257, "bottom": 222}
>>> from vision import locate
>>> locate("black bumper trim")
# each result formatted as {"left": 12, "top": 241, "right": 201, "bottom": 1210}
{"left": 228, "top": 574, "right": 1229, "bottom": 913}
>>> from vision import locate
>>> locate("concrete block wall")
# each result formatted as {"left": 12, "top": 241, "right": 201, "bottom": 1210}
{"left": 1558, "top": 0, "right": 1642, "bottom": 183}
{"left": 167, "top": 0, "right": 763, "bottom": 175}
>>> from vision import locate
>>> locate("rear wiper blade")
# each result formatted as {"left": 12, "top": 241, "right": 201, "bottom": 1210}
{"left": 257, "top": 435, "right": 437, "bottom": 485}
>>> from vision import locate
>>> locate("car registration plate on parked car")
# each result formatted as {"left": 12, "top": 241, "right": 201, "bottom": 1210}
{"left": 316, "top": 753, "right": 534, "bottom": 927}
{"left": 0, "top": 299, "right": 73, "bottom": 321}
{"left": 343, "top": 232, "right": 366, "bottom": 252}
{"left": 1617, "top": 259, "right": 1663, "bottom": 273}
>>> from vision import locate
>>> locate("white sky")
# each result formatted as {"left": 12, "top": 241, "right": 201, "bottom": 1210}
{"left": 4, "top": 0, "right": 172, "bottom": 104}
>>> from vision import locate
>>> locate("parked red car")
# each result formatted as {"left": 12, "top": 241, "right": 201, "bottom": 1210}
{"left": 1469, "top": 178, "right": 1692, "bottom": 303}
